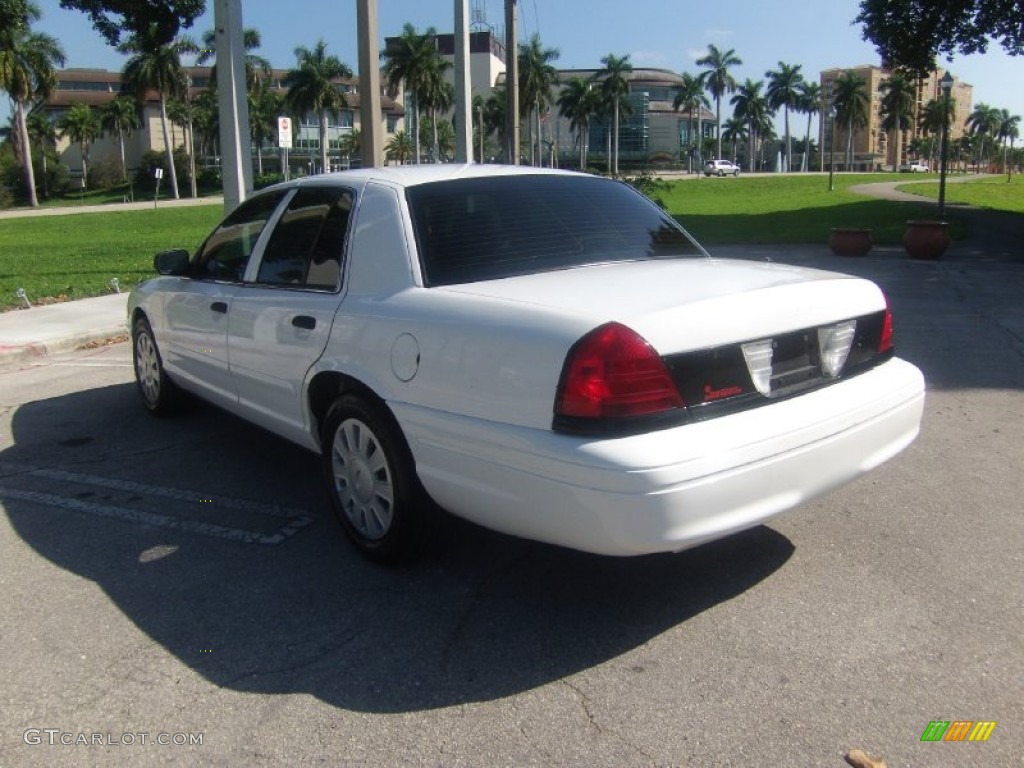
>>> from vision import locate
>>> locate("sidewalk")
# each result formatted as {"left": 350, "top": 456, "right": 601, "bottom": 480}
{"left": 0, "top": 292, "right": 129, "bottom": 364}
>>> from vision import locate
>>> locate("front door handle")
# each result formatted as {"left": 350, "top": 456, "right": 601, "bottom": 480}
{"left": 292, "top": 315, "right": 316, "bottom": 330}
{"left": 210, "top": 301, "right": 228, "bottom": 314}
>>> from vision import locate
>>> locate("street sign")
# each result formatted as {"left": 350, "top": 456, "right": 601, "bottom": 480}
{"left": 278, "top": 116, "right": 293, "bottom": 148}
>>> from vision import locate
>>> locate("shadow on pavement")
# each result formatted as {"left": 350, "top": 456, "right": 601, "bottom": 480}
{"left": 1, "top": 382, "right": 793, "bottom": 713}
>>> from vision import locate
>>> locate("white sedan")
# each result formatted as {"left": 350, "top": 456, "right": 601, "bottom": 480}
{"left": 129, "top": 166, "right": 925, "bottom": 562}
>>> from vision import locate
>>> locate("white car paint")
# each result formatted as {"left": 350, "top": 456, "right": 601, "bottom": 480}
{"left": 129, "top": 165, "right": 925, "bottom": 557}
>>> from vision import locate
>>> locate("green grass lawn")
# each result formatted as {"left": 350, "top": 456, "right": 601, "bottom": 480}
{"left": 1, "top": 173, "right": 1018, "bottom": 311}
{"left": 659, "top": 173, "right": 944, "bottom": 244}
{"left": 0, "top": 205, "right": 221, "bottom": 311}
{"left": 894, "top": 174, "right": 1024, "bottom": 213}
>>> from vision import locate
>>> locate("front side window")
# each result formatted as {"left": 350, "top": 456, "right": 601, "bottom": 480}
{"left": 193, "top": 191, "right": 287, "bottom": 282}
{"left": 256, "top": 187, "right": 353, "bottom": 290}
{"left": 407, "top": 175, "right": 705, "bottom": 286}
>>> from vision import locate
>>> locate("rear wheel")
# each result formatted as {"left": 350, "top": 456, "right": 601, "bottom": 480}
{"left": 132, "top": 317, "right": 179, "bottom": 415}
{"left": 321, "top": 394, "right": 437, "bottom": 563}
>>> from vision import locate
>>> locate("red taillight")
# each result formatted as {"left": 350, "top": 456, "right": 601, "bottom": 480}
{"left": 879, "top": 300, "right": 894, "bottom": 353}
{"left": 555, "top": 322, "right": 684, "bottom": 420}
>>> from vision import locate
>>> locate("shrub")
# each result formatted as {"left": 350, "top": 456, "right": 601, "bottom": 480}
{"left": 86, "top": 158, "right": 123, "bottom": 190}
{"left": 0, "top": 184, "right": 13, "bottom": 209}
{"left": 134, "top": 149, "right": 192, "bottom": 194}
{"left": 254, "top": 172, "right": 284, "bottom": 190}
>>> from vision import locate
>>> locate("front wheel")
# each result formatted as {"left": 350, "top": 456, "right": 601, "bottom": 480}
{"left": 132, "top": 316, "right": 180, "bottom": 415}
{"left": 321, "top": 395, "right": 437, "bottom": 563}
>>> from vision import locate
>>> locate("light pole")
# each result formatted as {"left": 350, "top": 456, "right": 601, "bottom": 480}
{"left": 937, "top": 71, "right": 954, "bottom": 221}
{"left": 828, "top": 105, "right": 836, "bottom": 192}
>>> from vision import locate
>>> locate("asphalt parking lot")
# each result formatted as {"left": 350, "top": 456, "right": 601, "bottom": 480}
{"left": 1, "top": 245, "right": 1021, "bottom": 767}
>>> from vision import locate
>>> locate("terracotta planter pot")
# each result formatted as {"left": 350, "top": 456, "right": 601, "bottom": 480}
{"left": 829, "top": 227, "right": 873, "bottom": 257}
{"left": 903, "top": 220, "right": 950, "bottom": 260}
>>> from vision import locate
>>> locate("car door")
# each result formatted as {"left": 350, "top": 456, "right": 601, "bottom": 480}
{"left": 227, "top": 186, "right": 354, "bottom": 442}
{"left": 160, "top": 191, "right": 288, "bottom": 407}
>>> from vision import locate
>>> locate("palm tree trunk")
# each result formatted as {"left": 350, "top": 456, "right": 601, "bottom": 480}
{"left": 159, "top": 96, "right": 180, "bottom": 199}
{"left": 748, "top": 120, "right": 756, "bottom": 171}
{"left": 80, "top": 142, "right": 89, "bottom": 188}
{"left": 431, "top": 106, "right": 439, "bottom": 163}
{"left": 40, "top": 142, "right": 48, "bottom": 199}
{"left": 188, "top": 121, "right": 197, "bottom": 198}
{"left": 319, "top": 111, "right": 329, "bottom": 172}
{"left": 803, "top": 113, "right": 812, "bottom": 172}
{"left": 613, "top": 100, "right": 619, "bottom": 174}
{"left": 412, "top": 92, "right": 421, "bottom": 164}
{"left": 15, "top": 100, "right": 39, "bottom": 208}
{"left": 715, "top": 98, "right": 722, "bottom": 160}
{"left": 118, "top": 128, "right": 127, "bottom": 182}
{"left": 784, "top": 107, "right": 791, "bottom": 172}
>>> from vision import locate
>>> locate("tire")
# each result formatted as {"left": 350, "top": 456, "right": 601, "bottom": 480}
{"left": 734, "top": 170, "right": 740, "bottom": 176}
{"left": 132, "top": 316, "right": 180, "bottom": 416}
{"left": 718, "top": 170, "right": 725, "bottom": 177}
{"left": 321, "top": 394, "right": 437, "bottom": 563}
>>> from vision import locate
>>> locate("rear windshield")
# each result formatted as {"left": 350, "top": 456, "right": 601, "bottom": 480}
{"left": 406, "top": 174, "right": 705, "bottom": 286}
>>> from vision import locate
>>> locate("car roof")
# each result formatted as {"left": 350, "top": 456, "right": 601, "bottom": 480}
{"left": 268, "top": 164, "right": 588, "bottom": 193}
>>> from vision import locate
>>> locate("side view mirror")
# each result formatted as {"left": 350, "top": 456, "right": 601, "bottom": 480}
{"left": 154, "top": 249, "right": 191, "bottom": 276}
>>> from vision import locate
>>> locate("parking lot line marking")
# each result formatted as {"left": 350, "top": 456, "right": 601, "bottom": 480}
{"left": 0, "top": 485, "right": 312, "bottom": 545}
{"left": 0, "top": 462, "right": 313, "bottom": 519}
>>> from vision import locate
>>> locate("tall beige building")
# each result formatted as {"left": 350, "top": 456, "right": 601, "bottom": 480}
{"left": 820, "top": 65, "right": 972, "bottom": 170}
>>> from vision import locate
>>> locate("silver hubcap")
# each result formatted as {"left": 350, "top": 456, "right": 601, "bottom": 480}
{"left": 331, "top": 418, "right": 394, "bottom": 540}
{"left": 135, "top": 331, "right": 161, "bottom": 405}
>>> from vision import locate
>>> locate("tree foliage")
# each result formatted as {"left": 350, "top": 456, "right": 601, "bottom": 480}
{"left": 856, "top": 0, "right": 1024, "bottom": 75}
{"left": 58, "top": 0, "right": 203, "bottom": 47}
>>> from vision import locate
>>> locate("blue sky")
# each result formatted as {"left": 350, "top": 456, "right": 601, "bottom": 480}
{"left": 6, "top": 0, "right": 1024, "bottom": 135}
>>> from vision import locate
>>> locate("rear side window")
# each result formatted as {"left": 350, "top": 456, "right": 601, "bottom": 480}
{"left": 257, "top": 187, "right": 353, "bottom": 290}
{"left": 406, "top": 174, "right": 704, "bottom": 286}
{"left": 193, "top": 191, "right": 287, "bottom": 282}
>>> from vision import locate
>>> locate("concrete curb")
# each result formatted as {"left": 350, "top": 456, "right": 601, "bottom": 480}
{"left": 0, "top": 325, "right": 130, "bottom": 365}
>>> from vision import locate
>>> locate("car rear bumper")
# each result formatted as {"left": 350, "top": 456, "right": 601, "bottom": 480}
{"left": 393, "top": 357, "right": 925, "bottom": 556}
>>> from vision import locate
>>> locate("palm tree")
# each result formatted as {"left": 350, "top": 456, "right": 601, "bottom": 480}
{"left": 385, "top": 129, "right": 413, "bottom": 165}
{"left": 596, "top": 53, "right": 632, "bottom": 174}
{"left": 197, "top": 27, "right": 271, "bottom": 91}
{"left": 57, "top": 103, "right": 101, "bottom": 188}
{"left": 557, "top": 76, "right": 597, "bottom": 169}
{"left": 25, "top": 107, "right": 55, "bottom": 198}
{"left": 731, "top": 79, "right": 769, "bottom": 172}
{"left": 122, "top": 29, "right": 197, "bottom": 199}
{"left": 483, "top": 86, "right": 507, "bottom": 153}
{"left": 248, "top": 82, "right": 282, "bottom": 175}
{"left": 831, "top": 71, "right": 870, "bottom": 169}
{"left": 996, "top": 109, "right": 1020, "bottom": 179}
{"left": 967, "top": 103, "right": 1001, "bottom": 172}
{"left": 284, "top": 39, "right": 352, "bottom": 174}
{"left": 765, "top": 61, "right": 804, "bottom": 172}
{"left": 920, "top": 97, "right": 954, "bottom": 169}
{"left": 797, "top": 81, "right": 821, "bottom": 171}
{"left": 101, "top": 96, "right": 140, "bottom": 181}
{"left": 672, "top": 71, "right": 709, "bottom": 171}
{"left": 879, "top": 70, "right": 916, "bottom": 170}
{"left": 0, "top": 1, "right": 65, "bottom": 207}
{"left": 382, "top": 23, "right": 440, "bottom": 165}
{"left": 339, "top": 127, "right": 360, "bottom": 164}
{"left": 166, "top": 96, "right": 199, "bottom": 196}
{"left": 696, "top": 44, "right": 742, "bottom": 161}
{"left": 518, "top": 34, "right": 560, "bottom": 167}
{"left": 192, "top": 87, "right": 219, "bottom": 160}
{"left": 721, "top": 116, "right": 747, "bottom": 164}
{"left": 419, "top": 54, "right": 454, "bottom": 162}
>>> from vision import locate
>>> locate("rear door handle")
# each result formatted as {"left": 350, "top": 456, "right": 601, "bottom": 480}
{"left": 210, "top": 301, "right": 228, "bottom": 314}
{"left": 292, "top": 315, "right": 316, "bottom": 330}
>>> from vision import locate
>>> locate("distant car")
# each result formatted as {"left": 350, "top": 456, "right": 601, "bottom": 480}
{"left": 128, "top": 166, "right": 924, "bottom": 563}
{"left": 900, "top": 161, "right": 929, "bottom": 172}
{"left": 704, "top": 159, "right": 741, "bottom": 177}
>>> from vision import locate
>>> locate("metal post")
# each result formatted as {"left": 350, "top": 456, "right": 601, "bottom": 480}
{"left": 504, "top": 0, "right": 519, "bottom": 164}
{"left": 454, "top": 0, "right": 473, "bottom": 163}
{"left": 214, "top": 0, "right": 253, "bottom": 214}
{"left": 357, "top": 0, "right": 384, "bottom": 168}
